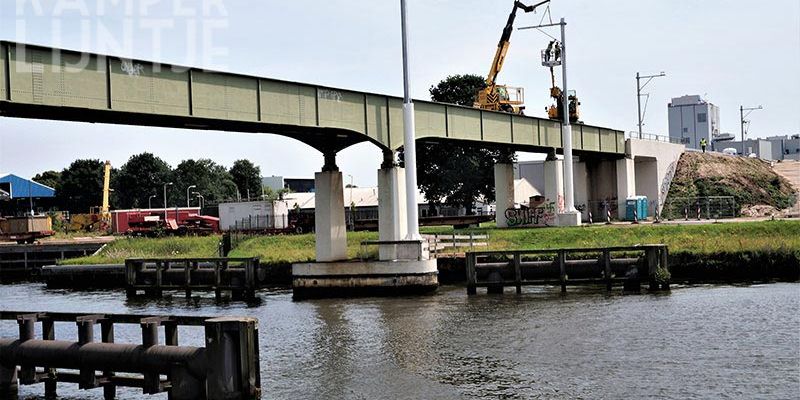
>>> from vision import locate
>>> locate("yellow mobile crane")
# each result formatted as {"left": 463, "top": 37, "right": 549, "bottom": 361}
{"left": 474, "top": 0, "right": 551, "bottom": 114}
{"left": 69, "top": 160, "right": 112, "bottom": 232}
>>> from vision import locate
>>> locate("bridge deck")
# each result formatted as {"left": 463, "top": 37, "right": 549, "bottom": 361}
{"left": 0, "top": 41, "right": 624, "bottom": 154}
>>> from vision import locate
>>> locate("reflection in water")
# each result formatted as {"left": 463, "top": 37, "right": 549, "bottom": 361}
{"left": 1, "top": 283, "right": 798, "bottom": 399}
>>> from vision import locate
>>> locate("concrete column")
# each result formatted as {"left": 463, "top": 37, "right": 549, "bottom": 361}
{"left": 543, "top": 158, "right": 564, "bottom": 213}
{"left": 494, "top": 163, "right": 515, "bottom": 228}
{"left": 616, "top": 157, "right": 636, "bottom": 216}
{"left": 573, "top": 160, "right": 589, "bottom": 220}
{"left": 378, "top": 165, "right": 407, "bottom": 260}
{"left": 315, "top": 158, "right": 347, "bottom": 262}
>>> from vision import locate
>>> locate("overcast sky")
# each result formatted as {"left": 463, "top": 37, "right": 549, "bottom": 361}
{"left": 1, "top": 0, "right": 798, "bottom": 187}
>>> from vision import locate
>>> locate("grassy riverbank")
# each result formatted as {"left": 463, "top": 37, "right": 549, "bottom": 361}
{"left": 63, "top": 220, "right": 800, "bottom": 266}
{"left": 62, "top": 235, "right": 221, "bottom": 265}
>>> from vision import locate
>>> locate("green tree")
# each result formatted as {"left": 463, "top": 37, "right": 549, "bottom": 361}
{"left": 261, "top": 186, "right": 290, "bottom": 201}
{"left": 410, "top": 74, "right": 516, "bottom": 214}
{"left": 173, "top": 159, "right": 237, "bottom": 206}
{"left": 32, "top": 170, "right": 61, "bottom": 189}
{"left": 55, "top": 160, "right": 105, "bottom": 213}
{"left": 115, "top": 153, "right": 172, "bottom": 209}
{"left": 229, "top": 159, "right": 262, "bottom": 201}
{"left": 428, "top": 74, "right": 487, "bottom": 106}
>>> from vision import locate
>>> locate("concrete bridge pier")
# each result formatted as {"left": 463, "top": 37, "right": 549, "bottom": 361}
{"left": 378, "top": 152, "right": 408, "bottom": 259}
{"left": 616, "top": 157, "right": 636, "bottom": 217}
{"left": 544, "top": 153, "right": 565, "bottom": 214}
{"left": 291, "top": 151, "right": 438, "bottom": 299}
{"left": 494, "top": 163, "right": 515, "bottom": 228}
{"left": 315, "top": 151, "right": 348, "bottom": 262}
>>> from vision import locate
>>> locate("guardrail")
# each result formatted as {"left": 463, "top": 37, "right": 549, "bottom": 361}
{"left": 423, "top": 233, "right": 488, "bottom": 257}
{"left": 627, "top": 131, "right": 683, "bottom": 144}
{"left": 0, "top": 311, "right": 260, "bottom": 399}
{"left": 466, "top": 245, "right": 670, "bottom": 295}
{"left": 125, "top": 258, "right": 260, "bottom": 301}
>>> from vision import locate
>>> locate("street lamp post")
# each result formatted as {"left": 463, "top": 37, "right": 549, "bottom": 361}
{"left": 400, "top": 0, "right": 421, "bottom": 240}
{"left": 740, "top": 105, "right": 763, "bottom": 142}
{"left": 521, "top": 18, "right": 577, "bottom": 214}
{"left": 347, "top": 174, "right": 354, "bottom": 230}
{"left": 186, "top": 185, "right": 196, "bottom": 207}
{"left": 148, "top": 194, "right": 157, "bottom": 209}
{"left": 193, "top": 192, "right": 204, "bottom": 211}
{"left": 162, "top": 182, "right": 173, "bottom": 221}
{"left": 226, "top": 181, "right": 241, "bottom": 202}
{"left": 556, "top": 17, "right": 578, "bottom": 214}
{"left": 636, "top": 71, "right": 666, "bottom": 139}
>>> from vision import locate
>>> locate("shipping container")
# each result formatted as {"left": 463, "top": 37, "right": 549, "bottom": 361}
{"left": 0, "top": 215, "right": 52, "bottom": 233}
{"left": 218, "top": 201, "right": 289, "bottom": 231}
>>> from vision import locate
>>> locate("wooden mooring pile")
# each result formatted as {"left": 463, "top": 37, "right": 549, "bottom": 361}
{"left": 0, "top": 310, "right": 260, "bottom": 399}
{"left": 466, "top": 244, "right": 670, "bottom": 294}
{"left": 125, "top": 257, "right": 261, "bottom": 301}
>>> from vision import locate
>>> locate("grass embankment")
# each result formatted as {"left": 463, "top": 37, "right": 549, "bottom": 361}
{"left": 66, "top": 220, "right": 799, "bottom": 264}
{"left": 426, "top": 220, "right": 800, "bottom": 254}
{"left": 63, "top": 235, "right": 221, "bottom": 265}
{"left": 666, "top": 152, "right": 796, "bottom": 213}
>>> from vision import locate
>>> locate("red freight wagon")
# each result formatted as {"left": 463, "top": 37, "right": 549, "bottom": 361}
{"left": 110, "top": 208, "right": 201, "bottom": 234}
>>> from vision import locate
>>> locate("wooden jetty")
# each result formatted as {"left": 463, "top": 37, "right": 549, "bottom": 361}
{"left": 125, "top": 257, "right": 261, "bottom": 301}
{"left": 466, "top": 244, "right": 670, "bottom": 294}
{"left": 0, "top": 241, "right": 107, "bottom": 281}
{"left": 0, "top": 310, "right": 260, "bottom": 399}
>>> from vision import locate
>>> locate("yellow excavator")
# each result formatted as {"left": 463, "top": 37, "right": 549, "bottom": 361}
{"left": 69, "top": 160, "right": 112, "bottom": 232}
{"left": 474, "top": 0, "right": 551, "bottom": 114}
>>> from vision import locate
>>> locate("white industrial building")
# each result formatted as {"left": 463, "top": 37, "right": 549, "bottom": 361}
{"left": 719, "top": 134, "right": 800, "bottom": 161}
{"left": 668, "top": 95, "right": 720, "bottom": 150}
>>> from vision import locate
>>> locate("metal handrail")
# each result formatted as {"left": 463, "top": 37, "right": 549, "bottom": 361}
{"left": 627, "top": 131, "right": 683, "bottom": 144}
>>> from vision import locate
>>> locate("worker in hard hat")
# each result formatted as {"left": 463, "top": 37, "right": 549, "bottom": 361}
{"left": 700, "top": 138, "right": 707, "bottom": 153}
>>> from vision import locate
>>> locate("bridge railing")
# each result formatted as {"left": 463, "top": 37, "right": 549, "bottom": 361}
{"left": 627, "top": 131, "right": 684, "bottom": 144}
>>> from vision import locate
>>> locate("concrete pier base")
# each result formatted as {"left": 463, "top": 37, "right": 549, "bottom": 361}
{"left": 557, "top": 211, "right": 582, "bottom": 227}
{"left": 292, "top": 258, "right": 438, "bottom": 299}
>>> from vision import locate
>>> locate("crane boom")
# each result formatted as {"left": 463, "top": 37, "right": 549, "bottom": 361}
{"left": 485, "top": 0, "right": 550, "bottom": 88}
{"left": 475, "top": 0, "right": 550, "bottom": 114}
{"left": 101, "top": 160, "right": 111, "bottom": 217}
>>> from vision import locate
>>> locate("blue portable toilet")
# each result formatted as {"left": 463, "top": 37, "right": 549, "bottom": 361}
{"left": 625, "top": 196, "right": 648, "bottom": 221}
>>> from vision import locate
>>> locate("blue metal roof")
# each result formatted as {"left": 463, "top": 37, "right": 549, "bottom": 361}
{"left": 0, "top": 174, "right": 56, "bottom": 198}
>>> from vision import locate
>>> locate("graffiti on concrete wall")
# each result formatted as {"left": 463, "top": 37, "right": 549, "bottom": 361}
{"left": 318, "top": 89, "right": 343, "bottom": 102}
{"left": 505, "top": 196, "right": 556, "bottom": 227}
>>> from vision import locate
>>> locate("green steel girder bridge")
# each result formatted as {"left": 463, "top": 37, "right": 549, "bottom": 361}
{"left": 0, "top": 41, "right": 625, "bottom": 156}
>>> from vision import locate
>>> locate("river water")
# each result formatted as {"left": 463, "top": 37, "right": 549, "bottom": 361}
{"left": 1, "top": 282, "right": 798, "bottom": 399}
